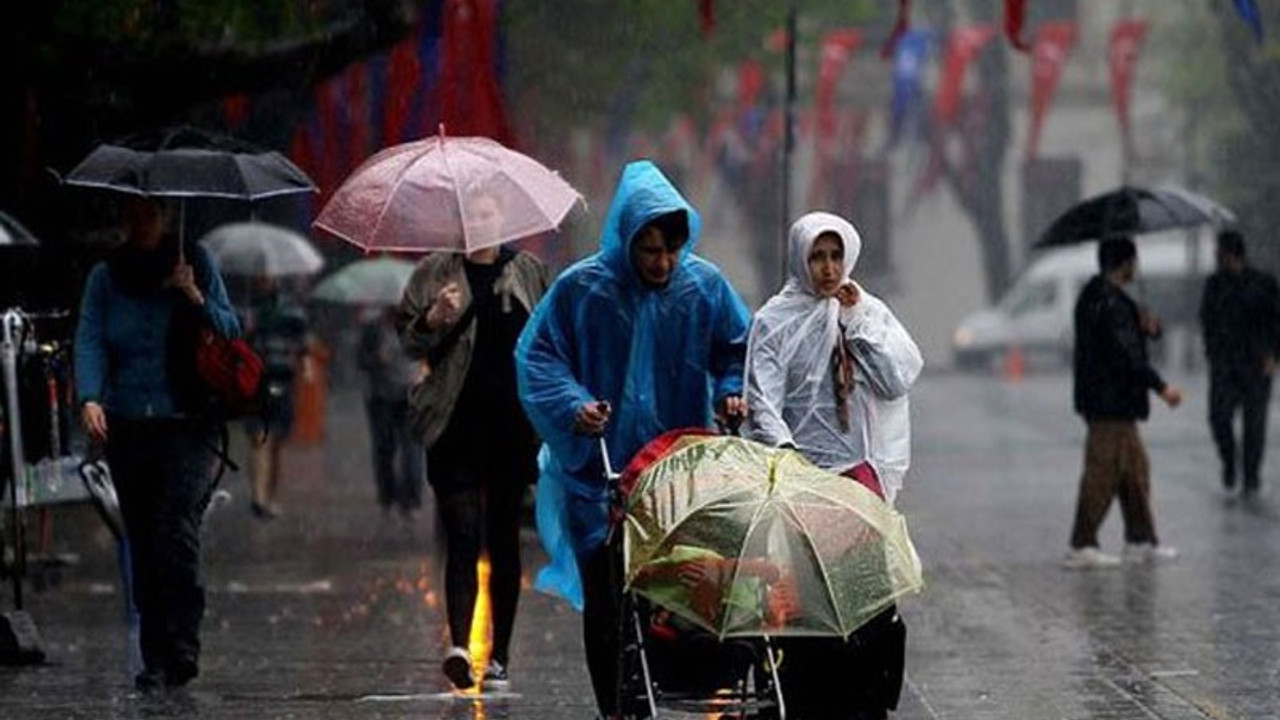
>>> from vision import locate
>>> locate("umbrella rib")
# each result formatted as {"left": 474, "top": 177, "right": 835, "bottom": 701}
{"left": 775, "top": 492, "right": 848, "bottom": 636}
{"left": 720, "top": 495, "right": 775, "bottom": 641}
{"left": 631, "top": 487, "right": 755, "bottom": 563}
{"left": 503, "top": 170, "right": 583, "bottom": 236}
{"left": 367, "top": 142, "right": 434, "bottom": 253}
{"left": 440, "top": 137, "right": 469, "bottom": 252}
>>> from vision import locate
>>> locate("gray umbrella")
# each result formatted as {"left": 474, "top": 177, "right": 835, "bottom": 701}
{"left": 312, "top": 257, "right": 416, "bottom": 306}
{"left": 64, "top": 126, "right": 315, "bottom": 201}
{"left": 201, "top": 222, "right": 324, "bottom": 277}
{"left": 0, "top": 211, "right": 39, "bottom": 247}
{"left": 1036, "top": 185, "right": 1236, "bottom": 248}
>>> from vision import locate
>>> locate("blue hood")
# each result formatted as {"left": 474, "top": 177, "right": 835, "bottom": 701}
{"left": 598, "top": 160, "right": 702, "bottom": 286}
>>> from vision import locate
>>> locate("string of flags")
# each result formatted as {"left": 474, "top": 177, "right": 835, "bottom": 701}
{"left": 695, "top": 0, "right": 1264, "bottom": 49}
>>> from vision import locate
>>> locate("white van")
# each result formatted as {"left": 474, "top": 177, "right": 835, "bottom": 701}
{"left": 951, "top": 233, "right": 1215, "bottom": 369}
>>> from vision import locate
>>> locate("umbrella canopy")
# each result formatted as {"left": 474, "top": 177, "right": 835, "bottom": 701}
{"left": 314, "top": 131, "right": 583, "bottom": 253}
{"left": 0, "top": 212, "right": 39, "bottom": 248}
{"left": 1036, "top": 185, "right": 1236, "bottom": 248}
{"left": 200, "top": 222, "right": 324, "bottom": 277}
{"left": 64, "top": 125, "right": 316, "bottom": 201}
{"left": 311, "top": 257, "right": 416, "bottom": 306}
{"left": 621, "top": 434, "right": 924, "bottom": 640}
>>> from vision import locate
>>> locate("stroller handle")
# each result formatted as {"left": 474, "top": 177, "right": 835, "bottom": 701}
{"left": 599, "top": 436, "right": 619, "bottom": 482}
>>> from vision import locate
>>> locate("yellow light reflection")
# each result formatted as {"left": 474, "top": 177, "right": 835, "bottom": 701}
{"left": 465, "top": 555, "right": 493, "bottom": 698}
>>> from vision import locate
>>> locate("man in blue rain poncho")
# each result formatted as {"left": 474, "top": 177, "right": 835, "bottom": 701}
{"left": 516, "top": 160, "right": 750, "bottom": 719}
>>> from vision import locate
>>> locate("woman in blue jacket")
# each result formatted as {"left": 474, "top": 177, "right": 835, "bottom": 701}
{"left": 516, "top": 160, "right": 750, "bottom": 719}
{"left": 74, "top": 197, "right": 240, "bottom": 691}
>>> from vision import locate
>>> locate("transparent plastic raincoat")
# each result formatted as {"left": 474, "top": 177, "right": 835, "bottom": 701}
{"left": 745, "top": 212, "right": 923, "bottom": 503}
{"left": 516, "top": 161, "right": 751, "bottom": 606}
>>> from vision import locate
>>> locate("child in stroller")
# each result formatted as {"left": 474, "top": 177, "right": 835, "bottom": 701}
{"left": 611, "top": 431, "right": 908, "bottom": 720}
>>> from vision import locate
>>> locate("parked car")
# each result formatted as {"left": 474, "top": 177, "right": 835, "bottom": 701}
{"left": 951, "top": 233, "right": 1214, "bottom": 370}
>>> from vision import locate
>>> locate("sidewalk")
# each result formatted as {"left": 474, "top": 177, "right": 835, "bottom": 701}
{"left": 3, "top": 371, "right": 1278, "bottom": 718}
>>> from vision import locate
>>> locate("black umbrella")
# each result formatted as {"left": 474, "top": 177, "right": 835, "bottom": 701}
{"left": 63, "top": 125, "right": 315, "bottom": 201}
{"left": 1036, "top": 185, "right": 1236, "bottom": 248}
{"left": 0, "top": 211, "right": 39, "bottom": 247}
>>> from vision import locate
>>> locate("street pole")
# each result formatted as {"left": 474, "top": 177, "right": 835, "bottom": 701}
{"left": 1183, "top": 99, "right": 1202, "bottom": 372}
{"left": 1, "top": 308, "right": 46, "bottom": 665}
{"left": 780, "top": 1, "right": 798, "bottom": 279}
{"left": 2, "top": 310, "right": 28, "bottom": 611}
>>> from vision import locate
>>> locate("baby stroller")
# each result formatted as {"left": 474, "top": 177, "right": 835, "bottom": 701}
{"left": 605, "top": 430, "right": 925, "bottom": 720}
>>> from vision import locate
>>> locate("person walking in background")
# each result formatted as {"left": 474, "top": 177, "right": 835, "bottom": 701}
{"left": 1200, "top": 229, "right": 1280, "bottom": 498}
{"left": 74, "top": 196, "right": 241, "bottom": 690}
{"left": 744, "top": 211, "right": 921, "bottom": 719}
{"left": 1064, "top": 237, "right": 1183, "bottom": 570}
{"left": 397, "top": 191, "right": 549, "bottom": 692}
{"left": 357, "top": 305, "right": 423, "bottom": 520}
{"left": 515, "top": 160, "right": 750, "bottom": 720}
{"left": 241, "top": 275, "right": 308, "bottom": 519}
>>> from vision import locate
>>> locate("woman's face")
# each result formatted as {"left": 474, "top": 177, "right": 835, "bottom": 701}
{"left": 807, "top": 232, "right": 845, "bottom": 298}
{"left": 125, "top": 198, "right": 166, "bottom": 251}
{"left": 466, "top": 195, "right": 503, "bottom": 249}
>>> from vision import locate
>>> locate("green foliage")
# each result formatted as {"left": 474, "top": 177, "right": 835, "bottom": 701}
{"left": 49, "top": 0, "right": 335, "bottom": 46}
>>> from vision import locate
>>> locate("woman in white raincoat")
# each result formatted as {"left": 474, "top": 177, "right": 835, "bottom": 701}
{"left": 745, "top": 211, "right": 922, "bottom": 503}
{"left": 744, "top": 210, "right": 922, "bottom": 720}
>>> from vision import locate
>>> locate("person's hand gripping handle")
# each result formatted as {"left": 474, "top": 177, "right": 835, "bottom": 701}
{"left": 574, "top": 399, "right": 612, "bottom": 437}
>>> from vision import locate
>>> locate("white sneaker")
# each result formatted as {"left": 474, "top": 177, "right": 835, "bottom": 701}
{"left": 442, "top": 646, "right": 475, "bottom": 690}
{"left": 482, "top": 659, "right": 510, "bottom": 691}
{"left": 1062, "top": 546, "right": 1122, "bottom": 570}
{"left": 1123, "top": 543, "right": 1179, "bottom": 563}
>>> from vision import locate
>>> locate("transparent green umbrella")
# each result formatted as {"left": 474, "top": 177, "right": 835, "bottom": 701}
{"left": 311, "top": 256, "right": 416, "bottom": 306}
{"left": 622, "top": 435, "right": 924, "bottom": 639}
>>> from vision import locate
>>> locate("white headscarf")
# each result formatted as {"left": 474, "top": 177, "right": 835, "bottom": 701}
{"left": 781, "top": 210, "right": 862, "bottom": 362}
{"left": 745, "top": 211, "right": 922, "bottom": 502}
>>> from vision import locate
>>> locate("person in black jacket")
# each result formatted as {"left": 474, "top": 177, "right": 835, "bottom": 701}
{"left": 1065, "top": 237, "right": 1183, "bottom": 570}
{"left": 1200, "top": 230, "right": 1280, "bottom": 497}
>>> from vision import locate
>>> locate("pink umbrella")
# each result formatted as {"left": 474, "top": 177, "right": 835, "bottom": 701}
{"left": 314, "top": 129, "right": 583, "bottom": 253}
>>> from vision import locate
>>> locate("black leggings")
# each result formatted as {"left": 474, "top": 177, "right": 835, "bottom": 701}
{"left": 432, "top": 479, "right": 525, "bottom": 663}
{"left": 106, "top": 417, "right": 217, "bottom": 678}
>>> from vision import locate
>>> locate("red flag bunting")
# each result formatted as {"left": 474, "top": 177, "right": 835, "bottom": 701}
{"left": 933, "top": 24, "right": 997, "bottom": 127}
{"left": 816, "top": 29, "right": 863, "bottom": 143}
{"left": 737, "top": 59, "right": 765, "bottom": 114}
{"left": 698, "top": 0, "right": 715, "bottom": 37}
{"left": 881, "top": 0, "right": 911, "bottom": 59}
{"left": 383, "top": 35, "right": 422, "bottom": 146}
{"left": 313, "top": 79, "right": 343, "bottom": 199}
{"left": 765, "top": 27, "right": 790, "bottom": 54}
{"left": 1005, "top": 0, "right": 1031, "bottom": 52}
{"left": 1109, "top": 18, "right": 1148, "bottom": 159}
{"left": 434, "top": 0, "right": 515, "bottom": 146}
{"left": 1026, "top": 21, "right": 1078, "bottom": 160}
{"left": 345, "top": 62, "right": 372, "bottom": 172}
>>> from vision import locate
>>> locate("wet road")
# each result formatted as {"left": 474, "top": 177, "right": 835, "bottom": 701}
{"left": 3, "top": 369, "right": 1279, "bottom": 718}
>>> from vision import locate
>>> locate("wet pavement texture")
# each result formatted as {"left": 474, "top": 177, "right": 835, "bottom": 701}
{"left": 3, "top": 370, "right": 1280, "bottom": 719}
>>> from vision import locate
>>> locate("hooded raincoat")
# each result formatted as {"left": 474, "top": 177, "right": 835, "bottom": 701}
{"left": 745, "top": 212, "right": 923, "bottom": 503}
{"left": 516, "top": 161, "right": 751, "bottom": 605}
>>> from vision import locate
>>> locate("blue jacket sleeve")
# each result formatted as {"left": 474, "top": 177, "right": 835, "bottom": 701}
{"left": 708, "top": 275, "right": 751, "bottom": 403}
{"left": 516, "top": 281, "right": 597, "bottom": 470}
{"left": 192, "top": 246, "right": 241, "bottom": 339}
{"left": 74, "top": 265, "right": 109, "bottom": 406}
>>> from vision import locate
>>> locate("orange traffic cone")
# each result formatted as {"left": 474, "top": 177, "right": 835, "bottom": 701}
{"left": 1003, "top": 344, "right": 1025, "bottom": 383}
{"left": 290, "top": 340, "right": 331, "bottom": 446}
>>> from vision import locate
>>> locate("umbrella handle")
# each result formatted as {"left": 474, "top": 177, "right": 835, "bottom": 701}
{"left": 599, "top": 436, "right": 617, "bottom": 482}
{"left": 177, "top": 199, "right": 186, "bottom": 265}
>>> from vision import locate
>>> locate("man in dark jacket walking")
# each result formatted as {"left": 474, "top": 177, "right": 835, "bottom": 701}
{"left": 1065, "top": 237, "right": 1183, "bottom": 570}
{"left": 1200, "top": 230, "right": 1280, "bottom": 496}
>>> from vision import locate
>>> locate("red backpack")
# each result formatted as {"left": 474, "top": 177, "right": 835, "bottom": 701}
{"left": 193, "top": 324, "right": 264, "bottom": 418}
